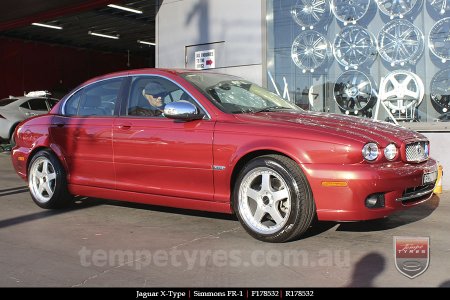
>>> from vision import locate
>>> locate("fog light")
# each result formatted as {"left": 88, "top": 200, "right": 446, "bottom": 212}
{"left": 365, "top": 193, "right": 385, "bottom": 208}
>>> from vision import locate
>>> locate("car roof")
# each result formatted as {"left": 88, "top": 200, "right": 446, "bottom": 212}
{"left": 0, "top": 96, "right": 58, "bottom": 108}
{"left": 80, "top": 68, "right": 227, "bottom": 86}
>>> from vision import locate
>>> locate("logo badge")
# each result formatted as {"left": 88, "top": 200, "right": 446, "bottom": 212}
{"left": 394, "top": 236, "right": 430, "bottom": 278}
{"left": 424, "top": 143, "right": 429, "bottom": 158}
{"left": 416, "top": 144, "right": 423, "bottom": 158}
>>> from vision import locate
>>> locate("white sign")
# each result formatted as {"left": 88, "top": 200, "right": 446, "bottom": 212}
{"left": 195, "top": 49, "right": 215, "bottom": 70}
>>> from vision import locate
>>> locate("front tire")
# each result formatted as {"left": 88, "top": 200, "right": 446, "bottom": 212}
{"left": 233, "top": 155, "right": 315, "bottom": 242}
{"left": 28, "top": 150, "right": 72, "bottom": 209}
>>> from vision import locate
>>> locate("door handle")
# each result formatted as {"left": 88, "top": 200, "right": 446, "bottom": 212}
{"left": 55, "top": 123, "right": 65, "bottom": 127}
{"left": 117, "top": 123, "right": 132, "bottom": 130}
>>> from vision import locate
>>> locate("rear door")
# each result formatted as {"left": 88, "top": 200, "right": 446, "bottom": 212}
{"left": 50, "top": 77, "right": 126, "bottom": 189}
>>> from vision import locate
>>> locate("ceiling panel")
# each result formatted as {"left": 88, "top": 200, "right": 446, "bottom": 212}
{"left": 0, "top": 0, "right": 158, "bottom": 55}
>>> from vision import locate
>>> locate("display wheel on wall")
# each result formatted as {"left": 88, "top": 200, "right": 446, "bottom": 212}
{"left": 291, "top": 0, "right": 331, "bottom": 30}
{"left": 376, "top": 0, "right": 418, "bottom": 19}
{"left": 428, "top": 0, "right": 450, "bottom": 15}
{"left": 380, "top": 70, "right": 424, "bottom": 114}
{"left": 430, "top": 68, "right": 450, "bottom": 113}
{"left": 333, "top": 70, "right": 376, "bottom": 115}
{"left": 291, "top": 30, "right": 332, "bottom": 73}
{"left": 377, "top": 19, "right": 424, "bottom": 66}
{"left": 333, "top": 25, "right": 377, "bottom": 70}
{"left": 331, "top": 0, "right": 370, "bottom": 25}
{"left": 429, "top": 18, "right": 450, "bottom": 63}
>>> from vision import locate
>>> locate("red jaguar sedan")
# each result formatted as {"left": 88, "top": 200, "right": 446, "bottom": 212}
{"left": 11, "top": 69, "right": 438, "bottom": 242}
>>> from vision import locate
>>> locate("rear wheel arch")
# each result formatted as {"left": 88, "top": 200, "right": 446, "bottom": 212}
{"left": 8, "top": 122, "right": 20, "bottom": 143}
{"left": 27, "top": 147, "right": 67, "bottom": 177}
{"left": 27, "top": 149, "right": 73, "bottom": 209}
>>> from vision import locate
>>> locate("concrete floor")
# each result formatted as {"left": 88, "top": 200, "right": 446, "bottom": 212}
{"left": 0, "top": 151, "right": 449, "bottom": 287}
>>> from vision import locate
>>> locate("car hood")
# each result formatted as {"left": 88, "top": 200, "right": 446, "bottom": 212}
{"left": 233, "top": 111, "right": 426, "bottom": 145}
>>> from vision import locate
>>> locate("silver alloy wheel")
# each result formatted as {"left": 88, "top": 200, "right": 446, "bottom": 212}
{"left": 238, "top": 167, "right": 291, "bottom": 235}
{"left": 291, "top": 30, "right": 332, "bottom": 72}
{"left": 427, "top": 0, "right": 450, "bottom": 15}
{"left": 377, "top": 19, "right": 424, "bottom": 66}
{"left": 429, "top": 18, "right": 450, "bottom": 63}
{"left": 29, "top": 157, "right": 57, "bottom": 203}
{"left": 376, "top": 0, "right": 417, "bottom": 18}
{"left": 334, "top": 70, "right": 376, "bottom": 114}
{"left": 291, "top": 0, "right": 331, "bottom": 30}
{"left": 333, "top": 25, "right": 377, "bottom": 69}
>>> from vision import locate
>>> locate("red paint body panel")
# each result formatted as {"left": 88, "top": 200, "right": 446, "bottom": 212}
{"left": 11, "top": 69, "right": 437, "bottom": 222}
{"left": 113, "top": 117, "right": 215, "bottom": 201}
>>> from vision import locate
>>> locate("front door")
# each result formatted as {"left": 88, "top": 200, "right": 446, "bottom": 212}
{"left": 113, "top": 75, "right": 214, "bottom": 201}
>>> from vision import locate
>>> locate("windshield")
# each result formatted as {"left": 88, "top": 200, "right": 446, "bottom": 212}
{"left": 0, "top": 98, "right": 18, "bottom": 107}
{"left": 181, "top": 73, "right": 300, "bottom": 114}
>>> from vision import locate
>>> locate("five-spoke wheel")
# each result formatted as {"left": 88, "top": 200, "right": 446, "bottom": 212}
{"left": 234, "top": 155, "right": 315, "bottom": 243}
{"left": 28, "top": 150, "right": 72, "bottom": 209}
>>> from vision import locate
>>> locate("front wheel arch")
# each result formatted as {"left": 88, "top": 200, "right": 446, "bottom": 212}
{"left": 232, "top": 154, "right": 316, "bottom": 242}
{"left": 230, "top": 150, "right": 305, "bottom": 209}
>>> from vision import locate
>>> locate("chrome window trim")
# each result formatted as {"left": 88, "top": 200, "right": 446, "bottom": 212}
{"left": 61, "top": 74, "right": 211, "bottom": 120}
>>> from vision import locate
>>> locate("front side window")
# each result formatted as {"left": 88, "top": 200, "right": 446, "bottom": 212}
{"left": 181, "top": 73, "right": 299, "bottom": 114}
{"left": 126, "top": 76, "right": 198, "bottom": 118}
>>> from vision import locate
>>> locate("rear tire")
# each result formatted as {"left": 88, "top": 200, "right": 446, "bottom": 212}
{"left": 233, "top": 155, "right": 315, "bottom": 242}
{"left": 28, "top": 150, "right": 73, "bottom": 209}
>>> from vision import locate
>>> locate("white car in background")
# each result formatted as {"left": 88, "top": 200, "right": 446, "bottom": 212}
{"left": 0, "top": 92, "right": 58, "bottom": 144}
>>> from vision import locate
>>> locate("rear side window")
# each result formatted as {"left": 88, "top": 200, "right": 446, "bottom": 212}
{"left": 64, "top": 90, "right": 83, "bottom": 116}
{"left": 64, "top": 78, "right": 123, "bottom": 117}
{"left": 28, "top": 98, "right": 48, "bottom": 111}
{"left": 0, "top": 98, "right": 18, "bottom": 106}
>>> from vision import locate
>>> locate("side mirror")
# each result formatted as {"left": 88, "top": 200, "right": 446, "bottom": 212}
{"left": 164, "top": 101, "right": 203, "bottom": 121}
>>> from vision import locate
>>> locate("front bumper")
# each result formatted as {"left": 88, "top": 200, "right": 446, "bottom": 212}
{"left": 304, "top": 159, "right": 438, "bottom": 221}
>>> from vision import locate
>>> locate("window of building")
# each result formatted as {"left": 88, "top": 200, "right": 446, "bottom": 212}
{"left": 266, "top": 0, "right": 450, "bottom": 129}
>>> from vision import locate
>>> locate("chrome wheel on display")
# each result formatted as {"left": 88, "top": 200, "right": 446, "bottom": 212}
{"left": 377, "top": 19, "right": 424, "bottom": 66}
{"left": 427, "top": 0, "right": 450, "bottom": 15}
{"left": 29, "top": 156, "right": 57, "bottom": 204}
{"left": 238, "top": 167, "right": 291, "bottom": 235}
{"left": 430, "top": 68, "right": 450, "bottom": 113}
{"left": 291, "top": 0, "right": 331, "bottom": 30}
{"left": 291, "top": 30, "right": 332, "bottom": 73}
{"left": 333, "top": 25, "right": 377, "bottom": 70}
{"left": 376, "top": 0, "right": 418, "bottom": 18}
{"left": 334, "top": 70, "right": 376, "bottom": 114}
{"left": 331, "top": 0, "right": 370, "bottom": 25}
{"left": 380, "top": 70, "right": 424, "bottom": 113}
{"left": 429, "top": 18, "right": 450, "bottom": 63}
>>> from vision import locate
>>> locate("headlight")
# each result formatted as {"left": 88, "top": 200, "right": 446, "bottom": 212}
{"left": 384, "top": 143, "right": 397, "bottom": 161}
{"left": 362, "top": 142, "right": 379, "bottom": 161}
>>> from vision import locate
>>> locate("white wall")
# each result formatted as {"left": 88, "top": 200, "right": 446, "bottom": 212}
{"left": 422, "top": 133, "right": 449, "bottom": 190}
{"left": 156, "top": 0, "right": 263, "bottom": 84}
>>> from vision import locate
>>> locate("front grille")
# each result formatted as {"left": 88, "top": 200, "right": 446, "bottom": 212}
{"left": 397, "top": 184, "right": 435, "bottom": 203}
{"left": 405, "top": 141, "right": 429, "bottom": 162}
